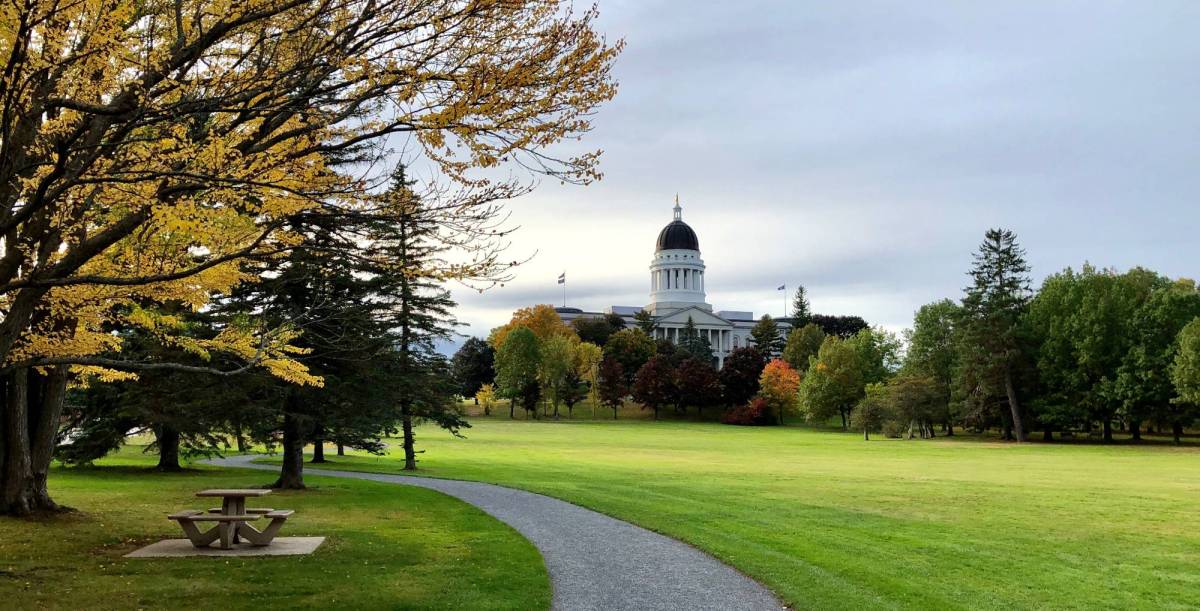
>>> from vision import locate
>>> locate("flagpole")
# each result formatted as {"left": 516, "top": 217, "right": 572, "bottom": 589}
{"left": 782, "top": 283, "right": 786, "bottom": 318}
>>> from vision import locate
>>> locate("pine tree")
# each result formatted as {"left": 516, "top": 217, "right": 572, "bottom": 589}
{"left": 959, "top": 228, "right": 1032, "bottom": 441}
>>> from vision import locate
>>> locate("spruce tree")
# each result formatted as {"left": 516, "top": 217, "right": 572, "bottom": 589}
{"left": 791, "top": 286, "right": 812, "bottom": 325}
{"left": 678, "top": 317, "right": 714, "bottom": 363}
{"left": 367, "top": 166, "right": 468, "bottom": 470}
{"left": 750, "top": 315, "right": 786, "bottom": 357}
{"left": 959, "top": 228, "right": 1032, "bottom": 441}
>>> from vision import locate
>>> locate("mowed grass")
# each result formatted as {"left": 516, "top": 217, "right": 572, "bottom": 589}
{"left": 0, "top": 448, "right": 549, "bottom": 611}
{"left": 276, "top": 418, "right": 1200, "bottom": 610}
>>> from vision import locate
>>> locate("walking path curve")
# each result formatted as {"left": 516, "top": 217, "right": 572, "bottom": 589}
{"left": 208, "top": 455, "right": 781, "bottom": 611}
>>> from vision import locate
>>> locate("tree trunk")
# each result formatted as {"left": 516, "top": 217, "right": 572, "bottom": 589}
{"left": 1042, "top": 427, "right": 1053, "bottom": 442}
{"left": 337, "top": 443, "right": 345, "bottom": 456}
{"left": 272, "top": 413, "right": 306, "bottom": 489}
{"left": 401, "top": 410, "right": 417, "bottom": 471}
{"left": 1130, "top": 421, "right": 1142, "bottom": 442}
{"left": 311, "top": 439, "right": 326, "bottom": 463}
{"left": 155, "top": 425, "right": 182, "bottom": 472}
{"left": 612, "top": 407, "right": 618, "bottom": 420}
{"left": 1003, "top": 368, "right": 1026, "bottom": 442}
{"left": 864, "top": 428, "right": 869, "bottom": 441}
{"left": 2, "top": 367, "right": 69, "bottom": 516}
{"left": 840, "top": 410, "right": 847, "bottom": 431}
{"left": 1173, "top": 422, "right": 1183, "bottom": 445}
{"left": 1102, "top": 419, "right": 1113, "bottom": 443}
{"left": 509, "top": 401, "right": 515, "bottom": 419}
{"left": 236, "top": 430, "right": 249, "bottom": 453}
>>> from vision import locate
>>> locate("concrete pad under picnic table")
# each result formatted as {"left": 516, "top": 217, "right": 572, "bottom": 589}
{"left": 125, "top": 536, "right": 325, "bottom": 558}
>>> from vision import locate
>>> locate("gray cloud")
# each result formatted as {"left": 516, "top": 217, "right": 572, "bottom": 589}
{"left": 439, "top": 1, "right": 1200, "bottom": 350}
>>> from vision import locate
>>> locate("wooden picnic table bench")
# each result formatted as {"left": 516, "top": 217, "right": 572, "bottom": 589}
{"left": 168, "top": 489, "right": 294, "bottom": 549}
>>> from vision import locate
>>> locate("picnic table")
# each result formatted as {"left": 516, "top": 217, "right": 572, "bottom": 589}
{"left": 168, "top": 489, "right": 294, "bottom": 549}
{"left": 197, "top": 488, "right": 272, "bottom": 520}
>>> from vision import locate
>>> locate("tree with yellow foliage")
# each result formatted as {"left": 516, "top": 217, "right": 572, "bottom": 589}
{"left": 0, "top": 0, "right": 621, "bottom": 515}
{"left": 489, "top": 304, "right": 579, "bottom": 349}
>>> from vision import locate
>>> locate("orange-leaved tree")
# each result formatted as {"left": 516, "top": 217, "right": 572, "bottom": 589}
{"left": 758, "top": 358, "right": 801, "bottom": 425}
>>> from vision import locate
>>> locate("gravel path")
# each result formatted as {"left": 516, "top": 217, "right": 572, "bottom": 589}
{"left": 209, "top": 455, "right": 782, "bottom": 611}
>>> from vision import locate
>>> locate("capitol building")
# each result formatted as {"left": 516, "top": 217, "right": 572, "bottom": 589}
{"left": 556, "top": 201, "right": 789, "bottom": 368}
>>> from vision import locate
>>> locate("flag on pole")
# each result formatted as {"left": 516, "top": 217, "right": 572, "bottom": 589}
{"left": 777, "top": 284, "right": 786, "bottom": 291}
{"left": 558, "top": 272, "right": 566, "bottom": 285}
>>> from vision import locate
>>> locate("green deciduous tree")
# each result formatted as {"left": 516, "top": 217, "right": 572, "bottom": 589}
{"left": 799, "top": 336, "right": 864, "bottom": 430}
{"left": 782, "top": 323, "right": 825, "bottom": 373}
{"left": 1113, "top": 281, "right": 1200, "bottom": 442}
{"left": 1170, "top": 317, "right": 1200, "bottom": 441}
{"left": 903, "top": 299, "right": 961, "bottom": 434}
{"left": 847, "top": 327, "right": 902, "bottom": 386}
{"left": 1026, "top": 265, "right": 1161, "bottom": 442}
{"left": 495, "top": 326, "right": 542, "bottom": 420}
{"left": 809, "top": 314, "right": 869, "bottom": 339}
{"left": 604, "top": 329, "right": 657, "bottom": 386}
{"left": 853, "top": 383, "right": 890, "bottom": 440}
{"left": 539, "top": 334, "right": 580, "bottom": 419}
{"left": 575, "top": 342, "right": 604, "bottom": 418}
{"left": 452, "top": 338, "right": 495, "bottom": 403}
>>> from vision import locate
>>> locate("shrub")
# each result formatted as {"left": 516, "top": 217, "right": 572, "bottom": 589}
{"left": 882, "top": 420, "right": 906, "bottom": 438}
{"left": 721, "top": 398, "right": 775, "bottom": 426}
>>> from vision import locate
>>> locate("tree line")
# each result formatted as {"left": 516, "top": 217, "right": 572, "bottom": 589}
{"left": 796, "top": 229, "right": 1200, "bottom": 442}
{"left": 468, "top": 228, "right": 1200, "bottom": 446}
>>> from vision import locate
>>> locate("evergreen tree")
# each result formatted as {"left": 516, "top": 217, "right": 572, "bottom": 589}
{"left": 791, "top": 285, "right": 812, "bottom": 325}
{"left": 634, "top": 309, "right": 658, "bottom": 335}
{"left": 750, "top": 315, "right": 785, "bottom": 357}
{"left": 959, "top": 228, "right": 1032, "bottom": 441}
{"left": 368, "top": 167, "right": 468, "bottom": 470}
{"left": 678, "top": 317, "right": 715, "bottom": 363}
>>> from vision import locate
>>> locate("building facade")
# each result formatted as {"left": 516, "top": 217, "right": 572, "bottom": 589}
{"left": 556, "top": 201, "right": 788, "bottom": 368}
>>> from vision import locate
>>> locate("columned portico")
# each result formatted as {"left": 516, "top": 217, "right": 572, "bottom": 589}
{"left": 555, "top": 200, "right": 790, "bottom": 369}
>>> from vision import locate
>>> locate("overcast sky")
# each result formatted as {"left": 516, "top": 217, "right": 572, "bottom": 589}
{"left": 434, "top": 1, "right": 1200, "bottom": 347}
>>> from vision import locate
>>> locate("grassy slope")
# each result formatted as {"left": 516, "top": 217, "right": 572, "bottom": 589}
{"left": 276, "top": 418, "right": 1200, "bottom": 610}
{"left": 0, "top": 448, "right": 550, "bottom": 611}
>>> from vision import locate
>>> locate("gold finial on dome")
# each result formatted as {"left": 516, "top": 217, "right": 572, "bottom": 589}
{"left": 673, "top": 194, "right": 681, "bottom": 221}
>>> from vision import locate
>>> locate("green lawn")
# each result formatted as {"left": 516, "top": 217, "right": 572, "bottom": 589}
{"left": 273, "top": 418, "right": 1200, "bottom": 610}
{"left": 0, "top": 448, "right": 549, "bottom": 610}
